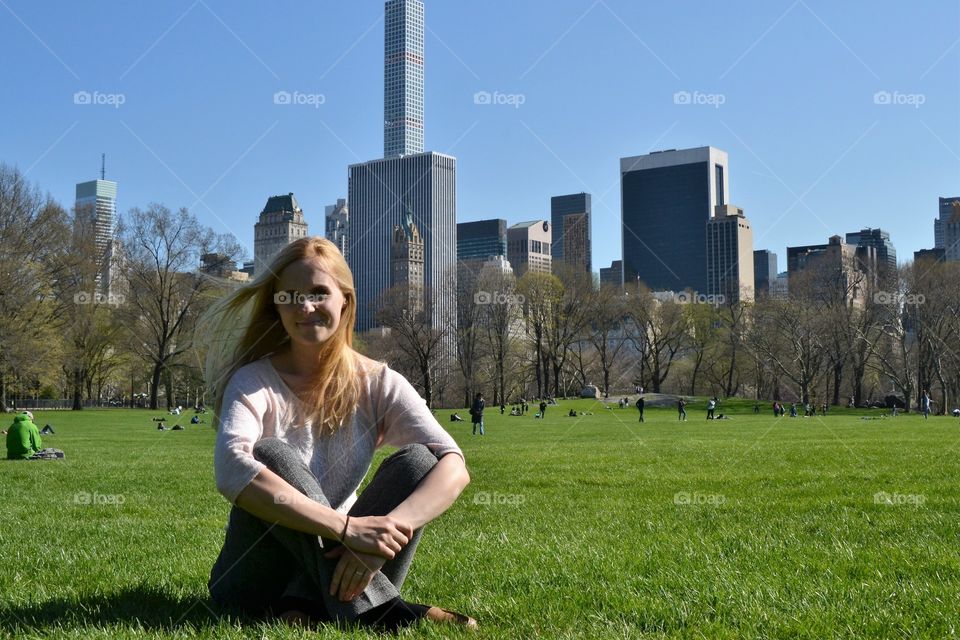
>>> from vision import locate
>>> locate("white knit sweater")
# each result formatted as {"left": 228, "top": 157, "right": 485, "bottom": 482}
{"left": 213, "top": 357, "right": 463, "bottom": 511}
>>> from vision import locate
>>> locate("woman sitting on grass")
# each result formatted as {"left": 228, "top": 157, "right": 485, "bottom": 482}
{"left": 197, "top": 237, "right": 476, "bottom": 631}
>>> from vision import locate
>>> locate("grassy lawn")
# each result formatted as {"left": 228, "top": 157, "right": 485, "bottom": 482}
{"left": 2, "top": 400, "right": 959, "bottom": 638}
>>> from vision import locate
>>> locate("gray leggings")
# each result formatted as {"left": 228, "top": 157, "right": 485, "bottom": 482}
{"left": 208, "top": 439, "right": 439, "bottom": 622}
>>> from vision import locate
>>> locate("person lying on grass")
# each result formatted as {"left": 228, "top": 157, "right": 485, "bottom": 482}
{"left": 197, "top": 237, "right": 476, "bottom": 632}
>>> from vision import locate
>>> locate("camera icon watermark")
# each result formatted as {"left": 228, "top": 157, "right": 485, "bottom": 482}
{"left": 873, "top": 90, "right": 925, "bottom": 108}
{"left": 74, "top": 491, "right": 126, "bottom": 506}
{"left": 674, "top": 291, "right": 725, "bottom": 305}
{"left": 473, "top": 90, "right": 526, "bottom": 109}
{"left": 273, "top": 90, "right": 326, "bottom": 108}
{"left": 874, "top": 491, "right": 925, "bottom": 506}
{"left": 674, "top": 491, "right": 726, "bottom": 506}
{"left": 73, "top": 90, "right": 126, "bottom": 109}
{"left": 474, "top": 290, "right": 525, "bottom": 306}
{"left": 73, "top": 292, "right": 125, "bottom": 307}
{"left": 673, "top": 90, "right": 725, "bottom": 109}
{"left": 473, "top": 491, "right": 525, "bottom": 506}
{"left": 872, "top": 291, "right": 926, "bottom": 305}
{"left": 273, "top": 291, "right": 330, "bottom": 306}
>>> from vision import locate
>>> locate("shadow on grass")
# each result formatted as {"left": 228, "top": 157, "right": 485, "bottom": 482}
{"left": 0, "top": 584, "right": 237, "bottom": 632}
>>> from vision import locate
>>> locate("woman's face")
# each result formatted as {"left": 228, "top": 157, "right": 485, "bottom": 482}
{"left": 274, "top": 257, "right": 348, "bottom": 348}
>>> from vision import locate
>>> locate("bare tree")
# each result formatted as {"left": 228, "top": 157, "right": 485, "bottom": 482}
{"left": 625, "top": 289, "right": 688, "bottom": 393}
{"left": 374, "top": 284, "right": 450, "bottom": 407}
{"left": 545, "top": 265, "right": 593, "bottom": 397}
{"left": 587, "top": 285, "right": 630, "bottom": 396}
{"left": 478, "top": 268, "right": 521, "bottom": 405}
{"left": 116, "top": 204, "right": 243, "bottom": 409}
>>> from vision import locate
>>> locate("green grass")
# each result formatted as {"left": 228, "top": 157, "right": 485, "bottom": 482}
{"left": 2, "top": 401, "right": 959, "bottom": 638}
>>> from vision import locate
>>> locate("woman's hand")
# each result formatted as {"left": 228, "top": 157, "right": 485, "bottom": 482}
{"left": 341, "top": 515, "right": 413, "bottom": 559}
{"left": 325, "top": 546, "right": 387, "bottom": 602}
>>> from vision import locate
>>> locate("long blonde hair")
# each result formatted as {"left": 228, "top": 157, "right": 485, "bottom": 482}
{"left": 197, "top": 237, "right": 369, "bottom": 434}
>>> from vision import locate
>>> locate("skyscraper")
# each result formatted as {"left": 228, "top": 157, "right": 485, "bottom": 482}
{"left": 75, "top": 170, "right": 118, "bottom": 296}
{"left": 706, "top": 205, "right": 754, "bottom": 303}
{"left": 457, "top": 219, "right": 507, "bottom": 262}
{"left": 325, "top": 198, "right": 349, "bottom": 258}
{"left": 753, "top": 250, "right": 777, "bottom": 298}
{"left": 253, "top": 193, "right": 309, "bottom": 276}
{"left": 845, "top": 227, "right": 896, "bottom": 281}
{"left": 348, "top": 153, "right": 456, "bottom": 331}
{"left": 599, "top": 260, "right": 623, "bottom": 288}
{"left": 787, "top": 235, "right": 877, "bottom": 306}
{"left": 384, "top": 0, "right": 425, "bottom": 159}
{"left": 507, "top": 221, "right": 552, "bottom": 277}
{"left": 349, "top": 0, "right": 457, "bottom": 333}
{"left": 551, "top": 193, "right": 592, "bottom": 273}
{"left": 934, "top": 197, "right": 960, "bottom": 262}
{"left": 620, "top": 146, "right": 729, "bottom": 293}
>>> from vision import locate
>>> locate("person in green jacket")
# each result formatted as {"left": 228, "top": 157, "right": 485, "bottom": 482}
{"left": 6, "top": 411, "right": 42, "bottom": 459}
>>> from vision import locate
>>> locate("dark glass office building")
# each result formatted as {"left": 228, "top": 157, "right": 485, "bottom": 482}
{"left": 845, "top": 227, "right": 896, "bottom": 280}
{"left": 457, "top": 219, "right": 507, "bottom": 261}
{"left": 551, "top": 193, "right": 592, "bottom": 273}
{"left": 620, "top": 147, "right": 728, "bottom": 293}
{"left": 753, "top": 249, "right": 777, "bottom": 297}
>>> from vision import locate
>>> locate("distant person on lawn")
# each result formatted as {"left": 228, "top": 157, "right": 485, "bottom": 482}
{"left": 6, "top": 411, "right": 42, "bottom": 459}
{"left": 678, "top": 398, "right": 687, "bottom": 421}
{"left": 470, "top": 392, "right": 485, "bottom": 436}
{"left": 197, "top": 237, "right": 475, "bottom": 631}
{"left": 636, "top": 396, "right": 645, "bottom": 423}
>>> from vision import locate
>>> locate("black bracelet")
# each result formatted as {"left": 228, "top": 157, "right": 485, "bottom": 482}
{"left": 340, "top": 515, "right": 350, "bottom": 544}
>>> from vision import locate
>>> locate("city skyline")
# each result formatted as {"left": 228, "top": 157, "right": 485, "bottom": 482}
{"left": 3, "top": 1, "right": 958, "bottom": 272}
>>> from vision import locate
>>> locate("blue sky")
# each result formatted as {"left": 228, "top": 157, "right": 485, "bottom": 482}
{"left": 3, "top": 0, "right": 958, "bottom": 272}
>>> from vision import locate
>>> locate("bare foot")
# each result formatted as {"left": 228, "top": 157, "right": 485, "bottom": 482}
{"left": 424, "top": 606, "right": 478, "bottom": 629}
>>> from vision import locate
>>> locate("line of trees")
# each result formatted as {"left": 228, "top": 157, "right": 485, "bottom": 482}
{"left": 0, "top": 163, "right": 243, "bottom": 411}
{"left": 363, "top": 250, "right": 960, "bottom": 414}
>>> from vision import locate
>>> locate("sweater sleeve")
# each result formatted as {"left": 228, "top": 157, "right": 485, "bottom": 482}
{"left": 375, "top": 366, "right": 464, "bottom": 462}
{"left": 214, "top": 368, "right": 268, "bottom": 504}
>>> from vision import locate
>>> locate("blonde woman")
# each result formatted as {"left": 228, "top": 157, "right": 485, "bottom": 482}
{"left": 198, "top": 237, "right": 476, "bottom": 630}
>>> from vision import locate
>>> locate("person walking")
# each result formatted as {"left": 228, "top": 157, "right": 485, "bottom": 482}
{"left": 636, "top": 396, "right": 645, "bottom": 423}
{"left": 538, "top": 400, "right": 547, "bottom": 419}
{"left": 706, "top": 397, "right": 717, "bottom": 420}
{"left": 678, "top": 398, "right": 687, "bottom": 422}
{"left": 470, "top": 392, "right": 485, "bottom": 436}
{"left": 922, "top": 390, "right": 932, "bottom": 419}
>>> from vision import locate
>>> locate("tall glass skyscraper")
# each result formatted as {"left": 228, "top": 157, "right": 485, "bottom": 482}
{"left": 384, "top": 0, "right": 425, "bottom": 158}
{"left": 550, "top": 193, "right": 592, "bottom": 273}
{"left": 350, "top": 0, "right": 457, "bottom": 334}
{"left": 75, "top": 178, "right": 118, "bottom": 296}
{"left": 620, "top": 146, "right": 728, "bottom": 293}
{"left": 349, "top": 152, "right": 456, "bottom": 332}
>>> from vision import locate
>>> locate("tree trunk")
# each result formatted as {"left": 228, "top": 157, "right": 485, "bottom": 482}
{"left": 422, "top": 362, "right": 433, "bottom": 408}
{"left": 149, "top": 362, "right": 162, "bottom": 410}
{"left": 72, "top": 366, "right": 83, "bottom": 411}
{"left": 832, "top": 362, "right": 842, "bottom": 407}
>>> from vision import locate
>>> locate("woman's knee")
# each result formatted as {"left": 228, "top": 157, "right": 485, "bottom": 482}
{"left": 380, "top": 443, "right": 438, "bottom": 486}
{"left": 252, "top": 437, "right": 293, "bottom": 466}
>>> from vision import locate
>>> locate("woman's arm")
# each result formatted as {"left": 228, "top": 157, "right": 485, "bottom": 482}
{"left": 326, "top": 453, "right": 470, "bottom": 602}
{"left": 387, "top": 453, "right": 470, "bottom": 529}
{"left": 235, "top": 467, "right": 413, "bottom": 559}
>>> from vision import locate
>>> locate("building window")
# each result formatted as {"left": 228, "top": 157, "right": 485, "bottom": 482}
{"left": 715, "top": 164, "right": 725, "bottom": 207}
